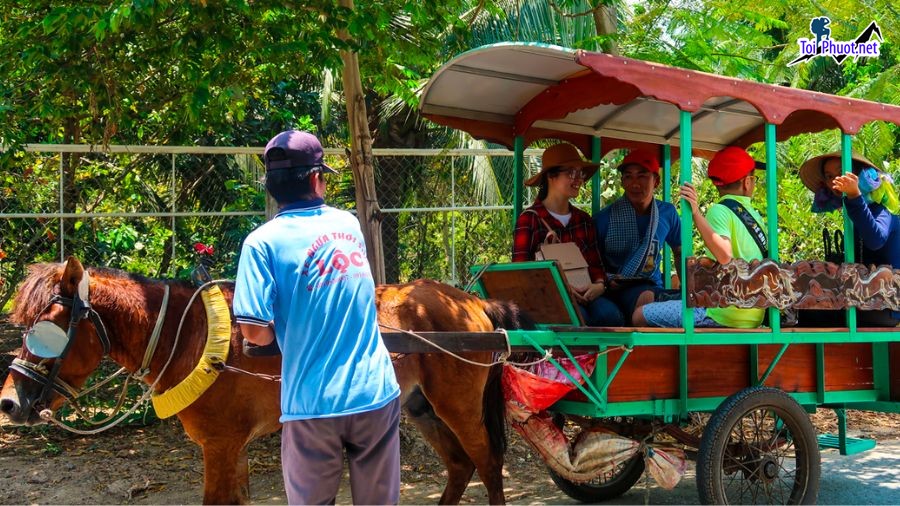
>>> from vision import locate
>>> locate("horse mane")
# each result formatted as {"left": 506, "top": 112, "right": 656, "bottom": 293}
{"left": 10, "top": 262, "right": 194, "bottom": 329}
{"left": 10, "top": 263, "right": 64, "bottom": 326}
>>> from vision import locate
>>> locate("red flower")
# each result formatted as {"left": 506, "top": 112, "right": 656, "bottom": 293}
{"left": 0, "top": 249, "right": 6, "bottom": 260}
{"left": 194, "top": 242, "right": 215, "bottom": 256}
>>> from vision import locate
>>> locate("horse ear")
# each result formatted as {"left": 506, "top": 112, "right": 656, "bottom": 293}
{"left": 60, "top": 256, "right": 85, "bottom": 297}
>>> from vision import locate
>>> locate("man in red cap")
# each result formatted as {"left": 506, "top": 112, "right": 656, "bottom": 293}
{"left": 633, "top": 146, "right": 767, "bottom": 328}
{"left": 594, "top": 149, "right": 682, "bottom": 324}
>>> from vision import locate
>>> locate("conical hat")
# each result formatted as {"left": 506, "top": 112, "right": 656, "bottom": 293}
{"left": 799, "top": 151, "right": 877, "bottom": 192}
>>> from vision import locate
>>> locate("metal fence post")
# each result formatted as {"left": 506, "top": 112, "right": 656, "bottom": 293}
{"left": 171, "top": 153, "right": 177, "bottom": 276}
{"left": 451, "top": 154, "right": 457, "bottom": 285}
{"left": 59, "top": 153, "right": 64, "bottom": 262}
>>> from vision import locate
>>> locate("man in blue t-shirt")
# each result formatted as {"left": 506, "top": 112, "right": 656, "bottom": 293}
{"left": 595, "top": 149, "right": 682, "bottom": 324}
{"left": 233, "top": 130, "right": 400, "bottom": 505}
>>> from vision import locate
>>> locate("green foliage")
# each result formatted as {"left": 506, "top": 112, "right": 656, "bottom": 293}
{"left": 467, "top": 0, "right": 602, "bottom": 51}
{"left": 3, "top": 0, "right": 900, "bottom": 293}
{"left": 0, "top": 148, "right": 267, "bottom": 307}
{"left": 0, "top": 1, "right": 471, "bottom": 147}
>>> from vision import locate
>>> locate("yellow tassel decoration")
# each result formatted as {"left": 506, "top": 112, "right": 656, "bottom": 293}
{"left": 152, "top": 285, "right": 231, "bottom": 419}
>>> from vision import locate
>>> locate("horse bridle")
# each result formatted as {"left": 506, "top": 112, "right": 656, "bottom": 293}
{"left": 10, "top": 274, "right": 111, "bottom": 408}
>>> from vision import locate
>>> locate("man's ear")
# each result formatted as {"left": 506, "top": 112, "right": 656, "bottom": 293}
{"left": 314, "top": 171, "right": 327, "bottom": 196}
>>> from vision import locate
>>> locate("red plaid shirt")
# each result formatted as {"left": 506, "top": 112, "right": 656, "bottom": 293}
{"left": 512, "top": 200, "right": 607, "bottom": 282}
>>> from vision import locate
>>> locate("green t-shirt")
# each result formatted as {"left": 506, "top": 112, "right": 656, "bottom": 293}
{"left": 704, "top": 195, "right": 766, "bottom": 328}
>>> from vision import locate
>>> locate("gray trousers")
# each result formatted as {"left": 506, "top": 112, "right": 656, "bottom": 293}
{"left": 281, "top": 397, "right": 401, "bottom": 505}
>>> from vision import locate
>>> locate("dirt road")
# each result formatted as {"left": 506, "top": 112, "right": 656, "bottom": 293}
{"left": 2, "top": 410, "right": 899, "bottom": 505}
{"left": 2, "top": 318, "right": 899, "bottom": 505}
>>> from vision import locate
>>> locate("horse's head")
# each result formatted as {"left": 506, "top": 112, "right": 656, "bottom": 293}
{"left": 1, "top": 257, "right": 110, "bottom": 425}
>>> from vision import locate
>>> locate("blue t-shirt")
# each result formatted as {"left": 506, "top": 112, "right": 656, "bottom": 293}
{"left": 233, "top": 199, "right": 399, "bottom": 422}
{"left": 845, "top": 196, "right": 900, "bottom": 269}
{"left": 595, "top": 199, "right": 681, "bottom": 286}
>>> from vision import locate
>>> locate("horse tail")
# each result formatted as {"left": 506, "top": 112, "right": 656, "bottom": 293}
{"left": 479, "top": 299, "right": 536, "bottom": 458}
{"left": 481, "top": 298, "right": 537, "bottom": 332}
{"left": 482, "top": 362, "right": 507, "bottom": 456}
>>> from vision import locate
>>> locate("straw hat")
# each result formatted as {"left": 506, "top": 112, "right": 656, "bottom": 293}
{"left": 524, "top": 143, "right": 599, "bottom": 187}
{"left": 799, "top": 151, "right": 877, "bottom": 192}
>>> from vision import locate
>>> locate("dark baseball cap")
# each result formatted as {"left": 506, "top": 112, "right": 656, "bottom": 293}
{"left": 263, "top": 130, "right": 337, "bottom": 176}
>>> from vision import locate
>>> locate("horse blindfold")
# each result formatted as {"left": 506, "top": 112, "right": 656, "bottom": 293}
{"left": 25, "top": 321, "right": 70, "bottom": 359}
{"left": 23, "top": 270, "right": 110, "bottom": 360}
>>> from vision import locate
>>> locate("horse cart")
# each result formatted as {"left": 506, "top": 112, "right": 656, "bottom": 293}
{"left": 403, "top": 42, "right": 900, "bottom": 504}
{"left": 3, "top": 42, "right": 900, "bottom": 506}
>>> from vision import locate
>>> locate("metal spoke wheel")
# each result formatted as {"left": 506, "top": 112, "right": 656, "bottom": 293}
{"left": 548, "top": 453, "right": 646, "bottom": 503}
{"left": 697, "top": 386, "right": 820, "bottom": 504}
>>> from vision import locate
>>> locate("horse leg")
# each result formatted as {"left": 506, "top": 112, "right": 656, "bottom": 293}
{"left": 421, "top": 358, "right": 506, "bottom": 505}
{"left": 237, "top": 446, "right": 250, "bottom": 501}
{"left": 198, "top": 440, "right": 250, "bottom": 504}
{"left": 180, "top": 414, "right": 251, "bottom": 505}
{"left": 404, "top": 387, "right": 476, "bottom": 504}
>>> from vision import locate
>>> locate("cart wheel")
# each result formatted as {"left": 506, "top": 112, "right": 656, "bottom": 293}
{"left": 548, "top": 454, "right": 645, "bottom": 503}
{"left": 697, "top": 386, "right": 820, "bottom": 504}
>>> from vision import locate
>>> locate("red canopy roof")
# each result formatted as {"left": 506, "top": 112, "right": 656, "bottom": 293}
{"left": 420, "top": 43, "right": 900, "bottom": 160}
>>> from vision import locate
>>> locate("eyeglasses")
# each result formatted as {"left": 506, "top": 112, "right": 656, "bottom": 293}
{"left": 556, "top": 169, "right": 586, "bottom": 180}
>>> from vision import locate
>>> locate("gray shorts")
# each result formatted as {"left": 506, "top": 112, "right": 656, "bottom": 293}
{"left": 281, "top": 397, "right": 401, "bottom": 505}
{"left": 640, "top": 300, "right": 722, "bottom": 328}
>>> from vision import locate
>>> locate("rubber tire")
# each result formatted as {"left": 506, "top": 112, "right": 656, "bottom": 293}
{"left": 548, "top": 453, "right": 646, "bottom": 503}
{"left": 697, "top": 386, "right": 820, "bottom": 505}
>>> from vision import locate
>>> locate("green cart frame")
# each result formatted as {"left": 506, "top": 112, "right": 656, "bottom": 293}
{"left": 419, "top": 42, "right": 900, "bottom": 504}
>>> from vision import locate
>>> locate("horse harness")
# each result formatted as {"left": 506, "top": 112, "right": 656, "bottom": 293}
{"left": 11, "top": 270, "right": 170, "bottom": 413}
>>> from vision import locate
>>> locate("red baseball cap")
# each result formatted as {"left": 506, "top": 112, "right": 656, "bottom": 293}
{"left": 617, "top": 149, "right": 660, "bottom": 175}
{"left": 707, "top": 146, "right": 765, "bottom": 186}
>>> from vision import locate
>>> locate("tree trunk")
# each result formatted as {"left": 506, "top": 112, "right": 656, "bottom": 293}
{"left": 61, "top": 117, "right": 81, "bottom": 259}
{"left": 591, "top": 1, "right": 619, "bottom": 56}
{"left": 338, "top": 0, "right": 385, "bottom": 284}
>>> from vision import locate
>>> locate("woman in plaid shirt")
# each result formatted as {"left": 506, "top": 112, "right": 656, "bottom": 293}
{"left": 512, "top": 143, "right": 624, "bottom": 326}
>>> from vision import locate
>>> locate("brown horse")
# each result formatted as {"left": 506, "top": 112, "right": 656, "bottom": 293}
{"left": 1, "top": 257, "right": 529, "bottom": 504}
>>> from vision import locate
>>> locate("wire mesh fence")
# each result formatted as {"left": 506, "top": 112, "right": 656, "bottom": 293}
{"left": 0, "top": 145, "right": 581, "bottom": 309}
